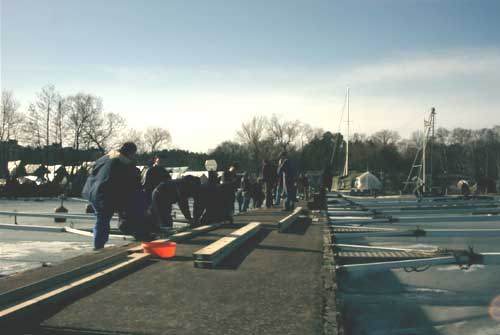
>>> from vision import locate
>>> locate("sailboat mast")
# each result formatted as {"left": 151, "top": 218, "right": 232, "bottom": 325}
{"left": 347, "top": 87, "right": 350, "bottom": 175}
{"left": 343, "top": 87, "right": 350, "bottom": 176}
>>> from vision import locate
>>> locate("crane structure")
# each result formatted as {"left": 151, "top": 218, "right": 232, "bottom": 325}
{"left": 403, "top": 107, "right": 436, "bottom": 194}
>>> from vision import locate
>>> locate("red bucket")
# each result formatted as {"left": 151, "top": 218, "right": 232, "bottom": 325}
{"left": 142, "top": 241, "right": 177, "bottom": 259}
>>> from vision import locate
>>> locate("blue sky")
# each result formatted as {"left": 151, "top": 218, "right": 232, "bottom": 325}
{"left": 1, "top": 0, "right": 500, "bottom": 152}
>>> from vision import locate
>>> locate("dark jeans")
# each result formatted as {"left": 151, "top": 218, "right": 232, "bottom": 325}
{"left": 265, "top": 182, "right": 274, "bottom": 208}
{"left": 284, "top": 184, "right": 297, "bottom": 211}
{"left": 92, "top": 205, "right": 113, "bottom": 249}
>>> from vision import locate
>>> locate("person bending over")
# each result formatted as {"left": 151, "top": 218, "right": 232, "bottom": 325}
{"left": 151, "top": 175, "right": 200, "bottom": 228}
{"left": 82, "top": 142, "right": 140, "bottom": 250}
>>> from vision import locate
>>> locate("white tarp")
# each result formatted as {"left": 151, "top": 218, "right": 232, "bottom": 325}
{"left": 7, "top": 160, "right": 21, "bottom": 174}
{"left": 355, "top": 171, "right": 382, "bottom": 191}
{"left": 24, "top": 164, "right": 41, "bottom": 175}
{"left": 46, "top": 165, "right": 62, "bottom": 181}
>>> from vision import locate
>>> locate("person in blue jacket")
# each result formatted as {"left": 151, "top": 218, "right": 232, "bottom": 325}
{"left": 82, "top": 142, "right": 141, "bottom": 249}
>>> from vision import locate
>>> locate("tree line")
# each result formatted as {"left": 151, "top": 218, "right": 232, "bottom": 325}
{"left": 1, "top": 86, "right": 171, "bottom": 153}
{"left": 213, "top": 117, "right": 500, "bottom": 193}
{"left": 3, "top": 87, "right": 499, "bottom": 193}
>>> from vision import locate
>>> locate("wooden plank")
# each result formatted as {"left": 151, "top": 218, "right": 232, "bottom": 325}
{"left": 0, "top": 223, "right": 65, "bottom": 233}
{"left": 64, "top": 227, "right": 134, "bottom": 240}
{"left": 278, "top": 207, "right": 303, "bottom": 233}
{"left": 169, "top": 223, "right": 222, "bottom": 242}
{"left": 0, "top": 252, "right": 128, "bottom": 309}
{"left": 0, "top": 253, "right": 150, "bottom": 326}
{"left": 0, "top": 211, "right": 118, "bottom": 221}
{"left": 193, "top": 222, "right": 261, "bottom": 268}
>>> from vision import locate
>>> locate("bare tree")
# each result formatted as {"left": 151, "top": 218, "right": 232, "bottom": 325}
{"left": 351, "top": 133, "right": 367, "bottom": 143}
{"left": 236, "top": 116, "right": 268, "bottom": 171}
{"left": 51, "top": 98, "right": 69, "bottom": 147}
{"left": 297, "top": 123, "right": 324, "bottom": 149}
{"left": 66, "top": 93, "right": 102, "bottom": 150}
{"left": 84, "top": 112, "right": 126, "bottom": 153}
{"left": 0, "top": 90, "right": 23, "bottom": 141}
{"left": 435, "top": 127, "right": 450, "bottom": 145}
{"left": 23, "top": 103, "right": 44, "bottom": 147}
{"left": 36, "top": 84, "right": 60, "bottom": 148}
{"left": 143, "top": 127, "right": 172, "bottom": 152}
{"left": 371, "top": 129, "right": 401, "bottom": 146}
{"left": 267, "top": 114, "right": 302, "bottom": 152}
{"left": 120, "top": 128, "right": 146, "bottom": 153}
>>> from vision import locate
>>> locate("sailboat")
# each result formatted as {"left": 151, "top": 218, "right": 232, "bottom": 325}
{"left": 331, "top": 88, "right": 357, "bottom": 192}
{"left": 332, "top": 88, "right": 382, "bottom": 194}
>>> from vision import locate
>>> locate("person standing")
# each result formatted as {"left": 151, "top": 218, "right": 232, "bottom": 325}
{"left": 277, "top": 152, "right": 297, "bottom": 211}
{"left": 239, "top": 172, "right": 251, "bottom": 212}
{"left": 299, "top": 173, "right": 310, "bottom": 201}
{"left": 262, "top": 159, "right": 276, "bottom": 208}
{"left": 82, "top": 142, "right": 140, "bottom": 250}
{"left": 222, "top": 164, "right": 238, "bottom": 221}
{"left": 322, "top": 167, "right": 333, "bottom": 192}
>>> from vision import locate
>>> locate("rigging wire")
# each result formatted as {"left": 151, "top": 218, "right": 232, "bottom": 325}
{"left": 329, "top": 90, "right": 349, "bottom": 168}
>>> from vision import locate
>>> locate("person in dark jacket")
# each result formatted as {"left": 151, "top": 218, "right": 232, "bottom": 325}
{"left": 82, "top": 142, "right": 140, "bottom": 249}
{"left": 262, "top": 159, "right": 276, "bottom": 208}
{"left": 277, "top": 152, "right": 297, "bottom": 211}
{"left": 150, "top": 175, "right": 200, "bottom": 228}
{"left": 142, "top": 157, "right": 171, "bottom": 204}
{"left": 237, "top": 172, "right": 251, "bottom": 212}
{"left": 250, "top": 178, "right": 265, "bottom": 209}
{"left": 194, "top": 182, "right": 234, "bottom": 225}
{"left": 221, "top": 164, "right": 238, "bottom": 223}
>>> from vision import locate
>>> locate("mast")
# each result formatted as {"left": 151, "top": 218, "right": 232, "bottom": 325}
{"left": 343, "top": 87, "right": 350, "bottom": 176}
{"left": 429, "top": 107, "right": 436, "bottom": 192}
{"left": 422, "top": 107, "right": 436, "bottom": 193}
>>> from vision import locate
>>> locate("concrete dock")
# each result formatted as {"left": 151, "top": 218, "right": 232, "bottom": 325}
{"left": 1, "top": 204, "right": 338, "bottom": 335}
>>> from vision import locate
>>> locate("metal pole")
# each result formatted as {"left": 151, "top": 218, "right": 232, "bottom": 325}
{"left": 343, "top": 88, "right": 350, "bottom": 176}
{"left": 422, "top": 118, "right": 426, "bottom": 193}
{"left": 429, "top": 107, "right": 436, "bottom": 192}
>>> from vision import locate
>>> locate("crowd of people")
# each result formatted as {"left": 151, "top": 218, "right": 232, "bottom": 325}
{"left": 82, "top": 142, "right": 311, "bottom": 250}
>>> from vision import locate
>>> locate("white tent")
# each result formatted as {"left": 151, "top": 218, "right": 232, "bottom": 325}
{"left": 355, "top": 172, "right": 382, "bottom": 192}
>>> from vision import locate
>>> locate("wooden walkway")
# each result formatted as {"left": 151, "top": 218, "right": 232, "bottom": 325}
{"left": 1, "top": 204, "right": 332, "bottom": 335}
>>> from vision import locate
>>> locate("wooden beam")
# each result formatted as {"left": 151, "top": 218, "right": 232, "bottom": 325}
{"left": 0, "top": 223, "right": 65, "bottom": 233}
{"left": 278, "top": 207, "right": 303, "bottom": 233}
{"left": 169, "top": 223, "right": 222, "bottom": 242}
{"left": 0, "top": 252, "right": 128, "bottom": 309}
{"left": 0, "top": 253, "right": 150, "bottom": 326}
{"left": 63, "top": 227, "right": 134, "bottom": 240}
{"left": 193, "top": 222, "right": 261, "bottom": 268}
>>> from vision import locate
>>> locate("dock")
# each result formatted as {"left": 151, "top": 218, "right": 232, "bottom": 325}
{"left": 0, "top": 203, "right": 339, "bottom": 335}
